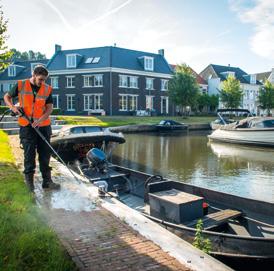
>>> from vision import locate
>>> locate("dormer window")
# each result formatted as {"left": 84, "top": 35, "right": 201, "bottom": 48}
{"left": 221, "top": 71, "right": 235, "bottom": 79}
{"left": 8, "top": 66, "right": 16, "bottom": 77}
{"left": 66, "top": 54, "right": 76, "bottom": 68}
{"left": 250, "top": 74, "right": 256, "bottom": 84}
{"left": 144, "top": 56, "right": 154, "bottom": 71}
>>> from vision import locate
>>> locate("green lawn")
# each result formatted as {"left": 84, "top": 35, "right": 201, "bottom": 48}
{"left": 0, "top": 131, "right": 76, "bottom": 271}
{"left": 57, "top": 115, "right": 216, "bottom": 127}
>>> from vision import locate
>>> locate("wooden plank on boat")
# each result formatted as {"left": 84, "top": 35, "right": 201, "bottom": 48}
{"left": 186, "top": 209, "right": 242, "bottom": 230}
{"left": 228, "top": 222, "right": 251, "bottom": 237}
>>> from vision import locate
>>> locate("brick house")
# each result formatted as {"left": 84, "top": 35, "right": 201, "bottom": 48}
{"left": 46, "top": 45, "right": 173, "bottom": 116}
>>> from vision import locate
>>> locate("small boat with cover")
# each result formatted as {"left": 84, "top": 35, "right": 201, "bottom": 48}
{"left": 51, "top": 125, "right": 125, "bottom": 162}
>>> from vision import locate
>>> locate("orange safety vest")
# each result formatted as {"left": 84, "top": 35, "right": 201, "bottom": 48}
{"left": 18, "top": 79, "right": 52, "bottom": 127}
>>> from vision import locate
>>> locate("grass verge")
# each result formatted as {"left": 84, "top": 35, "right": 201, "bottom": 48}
{"left": 0, "top": 130, "right": 76, "bottom": 271}
{"left": 57, "top": 115, "right": 216, "bottom": 127}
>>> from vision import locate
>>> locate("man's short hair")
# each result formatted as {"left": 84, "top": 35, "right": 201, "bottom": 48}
{"left": 33, "top": 65, "right": 49, "bottom": 77}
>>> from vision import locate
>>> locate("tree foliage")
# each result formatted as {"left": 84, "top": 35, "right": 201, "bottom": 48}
{"left": 168, "top": 64, "right": 200, "bottom": 113}
{"left": 0, "top": 5, "right": 13, "bottom": 71}
{"left": 219, "top": 75, "right": 243, "bottom": 109}
{"left": 11, "top": 48, "right": 47, "bottom": 60}
{"left": 257, "top": 80, "right": 274, "bottom": 116}
{"left": 197, "top": 93, "right": 219, "bottom": 113}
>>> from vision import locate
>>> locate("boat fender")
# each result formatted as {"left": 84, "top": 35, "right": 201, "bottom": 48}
{"left": 203, "top": 202, "right": 209, "bottom": 215}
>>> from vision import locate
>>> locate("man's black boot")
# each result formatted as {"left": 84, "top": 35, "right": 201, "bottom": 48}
{"left": 42, "top": 171, "right": 60, "bottom": 190}
{"left": 25, "top": 173, "right": 34, "bottom": 192}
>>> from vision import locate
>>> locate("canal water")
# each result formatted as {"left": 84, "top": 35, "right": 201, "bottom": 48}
{"left": 112, "top": 131, "right": 274, "bottom": 203}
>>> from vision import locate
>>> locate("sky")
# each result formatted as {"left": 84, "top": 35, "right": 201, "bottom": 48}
{"left": 1, "top": 0, "right": 274, "bottom": 74}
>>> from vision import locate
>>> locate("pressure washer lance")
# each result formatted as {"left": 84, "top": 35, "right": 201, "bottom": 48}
{"left": 10, "top": 108, "right": 82, "bottom": 185}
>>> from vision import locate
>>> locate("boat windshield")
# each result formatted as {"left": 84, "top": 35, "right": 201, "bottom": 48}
{"left": 249, "top": 119, "right": 274, "bottom": 128}
{"left": 70, "top": 127, "right": 84, "bottom": 134}
{"left": 263, "top": 119, "right": 274, "bottom": 128}
{"left": 70, "top": 126, "right": 103, "bottom": 134}
{"left": 159, "top": 120, "right": 166, "bottom": 125}
{"left": 84, "top": 126, "right": 103, "bottom": 133}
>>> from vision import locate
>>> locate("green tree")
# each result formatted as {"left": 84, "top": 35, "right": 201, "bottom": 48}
{"left": 257, "top": 80, "right": 274, "bottom": 116}
{"left": 0, "top": 5, "right": 12, "bottom": 71}
{"left": 197, "top": 93, "right": 219, "bottom": 113}
{"left": 197, "top": 93, "right": 210, "bottom": 112}
{"left": 209, "top": 94, "right": 219, "bottom": 112}
{"left": 219, "top": 75, "right": 243, "bottom": 109}
{"left": 10, "top": 48, "right": 46, "bottom": 60}
{"left": 168, "top": 63, "right": 200, "bottom": 115}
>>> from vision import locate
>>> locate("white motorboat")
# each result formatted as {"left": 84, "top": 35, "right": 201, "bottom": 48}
{"left": 208, "top": 117, "right": 274, "bottom": 147}
{"left": 210, "top": 109, "right": 251, "bottom": 130}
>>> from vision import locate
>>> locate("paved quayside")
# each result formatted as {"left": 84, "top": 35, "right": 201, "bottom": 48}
{"left": 8, "top": 135, "right": 231, "bottom": 271}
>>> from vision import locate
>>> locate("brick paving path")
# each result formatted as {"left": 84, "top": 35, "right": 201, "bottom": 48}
{"left": 9, "top": 135, "right": 192, "bottom": 271}
{"left": 45, "top": 208, "right": 191, "bottom": 271}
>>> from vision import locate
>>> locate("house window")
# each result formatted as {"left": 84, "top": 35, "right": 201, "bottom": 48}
{"left": 161, "top": 96, "right": 169, "bottom": 114}
{"left": 66, "top": 94, "right": 75, "bottom": 111}
{"left": 144, "top": 57, "right": 154, "bottom": 71}
{"left": 129, "top": 76, "right": 138, "bottom": 88}
{"left": 84, "top": 94, "right": 103, "bottom": 110}
{"left": 83, "top": 75, "right": 93, "bottom": 87}
{"left": 94, "top": 74, "right": 103, "bottom": 87}
{"left": 128, "top": 95, "right": 138, "bottom": 111}
{"left": 52, "top": 94, "right": 59, "bottom": 109}
{"left": 8, "top": 66, "right": 16, "bottom": 77}
{"left": 161, "top": 79, "right": 168, "bottom": 91}
{"left": 50, "top": 77, "right": 59, "bottom": 89}
{"left": 66, "top": 76, "right": 75, "bottom": 88}
{"left": 146, "top": 95, "right": 154, "bottom": 110}
{"left": 119, "top": 75, "right": 128, "bottom": 87}
{"left": 66, "top": 54, "right": 76, "bottom": 68}
{"left": 119, "top": 95, "right": 128, "bottom": 111}
{"left": 92, "top": 57, "right": 101, "bottom": 64}
{"left": 227, "top": 71, "right": 235, "bottom": 78}
{"left": 146, "top": 78, "right": 154, "bottom": 90}
{"left": 250, "top": 74, "right": 256, "bottom": 84}
{"left": 94, "top": 94, "right": 103, "bottom": 109}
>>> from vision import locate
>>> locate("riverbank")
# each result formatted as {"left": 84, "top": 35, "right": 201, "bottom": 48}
{"left": 6, "top": 134, "right": 231, "bottom": 271}
{"left": 0, "top": 131, "right": 76, "bottom": 270}
{"left": 57, "top": 115, "right": 215, "bottom": 127}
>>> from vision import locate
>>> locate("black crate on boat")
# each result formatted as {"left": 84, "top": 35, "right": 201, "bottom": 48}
{"left": 149, "top": 189, "right": 204, "bottom": 224}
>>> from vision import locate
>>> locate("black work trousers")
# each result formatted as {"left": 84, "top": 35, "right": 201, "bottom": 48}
{"left": 19, "top": 125, "right": 52, "bottom": 176}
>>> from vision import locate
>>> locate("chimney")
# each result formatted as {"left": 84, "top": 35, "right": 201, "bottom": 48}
{"left": 228, "top": 64, "right": 230, "bottom": 67}
{"left": 158, "top": 49, "right": 165, "bottom": 56}
{"left": 55, "top": 44, "right": 62, "bottom": 53}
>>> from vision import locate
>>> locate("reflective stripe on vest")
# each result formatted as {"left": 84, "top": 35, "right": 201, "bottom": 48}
{"left": 18, "top": 79, "right": 52, "bottom": 127}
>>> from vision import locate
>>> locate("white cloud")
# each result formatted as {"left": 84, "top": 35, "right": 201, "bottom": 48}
{"left": 230, "top": 0, "right": 274, "bottom": 59}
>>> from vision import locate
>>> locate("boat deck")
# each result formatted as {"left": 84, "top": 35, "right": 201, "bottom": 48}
{"left": 185, "top": 209, "right": 242, "bottom": 230}
{"left": 120, "top": 193, "right": 149, "bottom": 213}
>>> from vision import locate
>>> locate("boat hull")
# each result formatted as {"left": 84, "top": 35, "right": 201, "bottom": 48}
{"left": 91, "top": 165, "right": 274, "bottom": 262}
{"left": 208, "top": 128, "right": 274, "bottom": 147}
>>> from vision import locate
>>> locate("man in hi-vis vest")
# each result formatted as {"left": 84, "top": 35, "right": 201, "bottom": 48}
{"left": 4, "top": 65, "right": 60, "bottom": 191}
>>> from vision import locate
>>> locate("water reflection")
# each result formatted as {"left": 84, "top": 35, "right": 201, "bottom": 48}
{"left": 112, "top": 132, "right": 274, "bottom": 203}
